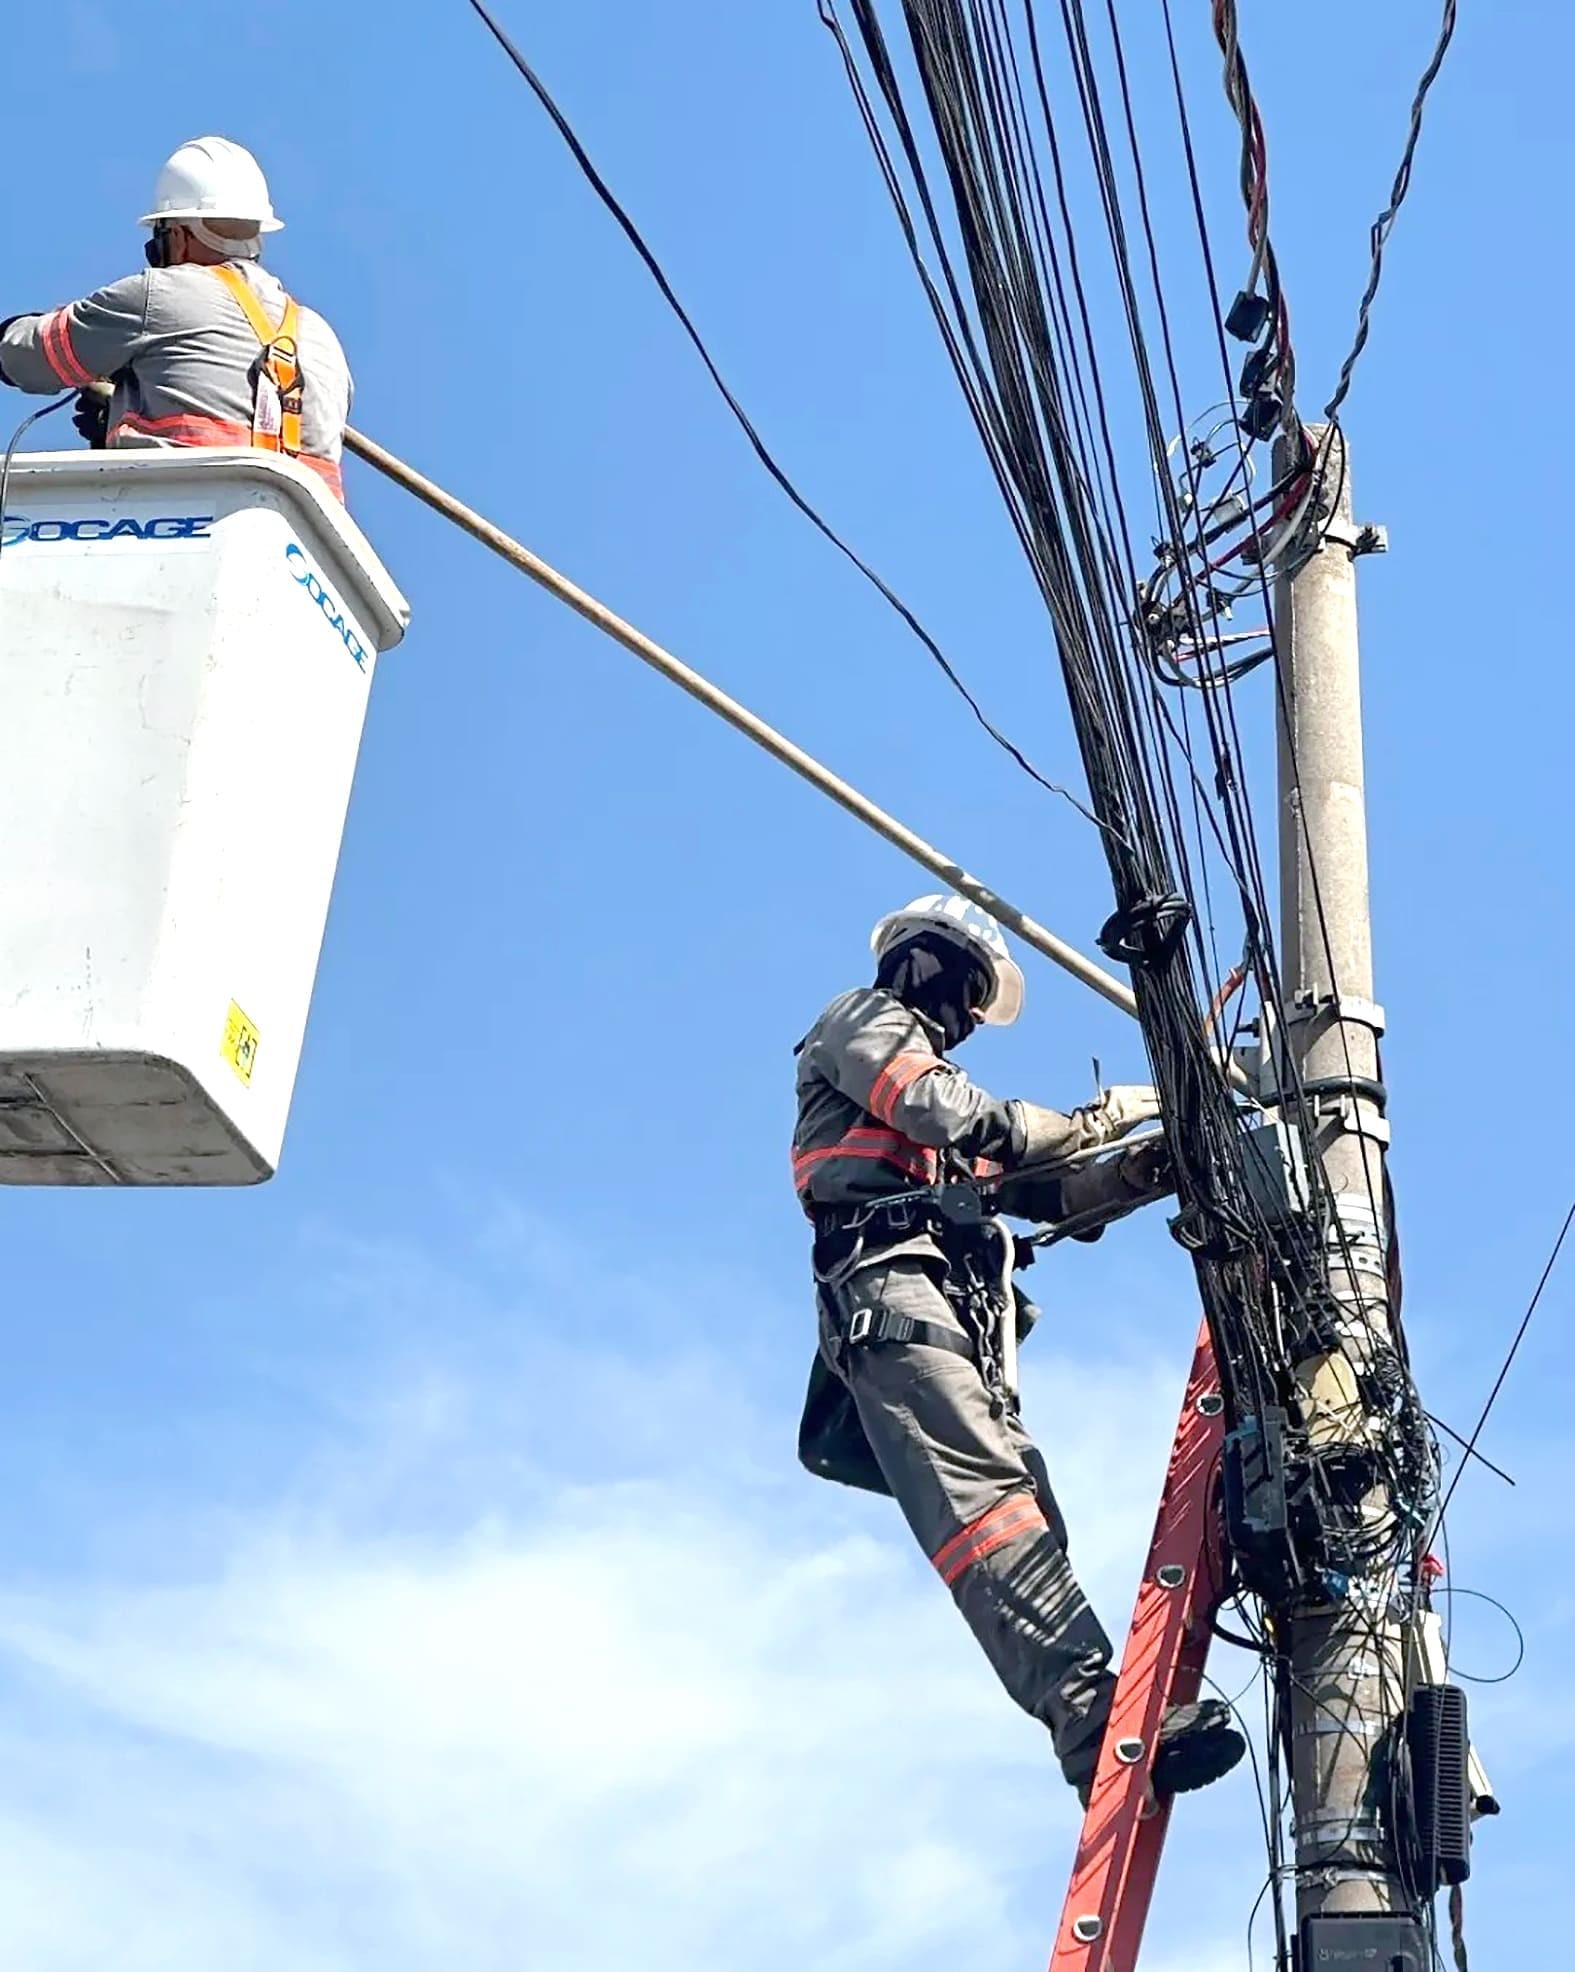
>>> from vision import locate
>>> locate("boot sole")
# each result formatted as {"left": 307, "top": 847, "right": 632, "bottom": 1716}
{"left": 1152, "top": 1728, "right": 1247, "bottom": 1798}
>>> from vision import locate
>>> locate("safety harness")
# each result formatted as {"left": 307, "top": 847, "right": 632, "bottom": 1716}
{"left": 211, "top": 265, "right": 304, "bottom": 460}
{"left": 815, "top": 1178, "right": 1022, "bottom": 1398}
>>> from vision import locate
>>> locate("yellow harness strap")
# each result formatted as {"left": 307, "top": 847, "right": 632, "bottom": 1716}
{"left": 212, "top": 264, "right": 304, "bottom": 458}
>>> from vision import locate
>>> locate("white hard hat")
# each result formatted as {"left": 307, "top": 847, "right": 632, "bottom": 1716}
{"left": 870, "top": 893, "right": 1026, "bottom": 1026}
{"left": 138, "top": 136, "right": 284, "bottom": 232}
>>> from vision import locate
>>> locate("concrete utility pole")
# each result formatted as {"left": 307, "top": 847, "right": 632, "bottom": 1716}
{"left": 1274, "top": 426, "right": 1409, "bottom": 1930}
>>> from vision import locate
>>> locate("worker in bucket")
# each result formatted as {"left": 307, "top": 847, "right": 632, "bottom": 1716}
{"left": 792, "top": 893, "right": 1245, "bottom": 1803}
{"left": 0, "top": 137, "right": 350, "bottom": 501}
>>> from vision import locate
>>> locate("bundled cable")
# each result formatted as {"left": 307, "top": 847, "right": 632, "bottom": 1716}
{"left": 821, "top": 4, "right": 1440, "bottom": 1950}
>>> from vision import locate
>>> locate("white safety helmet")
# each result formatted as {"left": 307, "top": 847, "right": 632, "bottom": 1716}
{"left": 138, "top": 137, "right": 284, "bottom": 233}
{"left": 870, "top": 893, "right": 1026, "bottom": 1026}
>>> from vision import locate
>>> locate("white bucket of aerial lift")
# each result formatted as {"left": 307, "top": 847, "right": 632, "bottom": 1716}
{"left": 0, "top": 447, "right": 408, "bottom": 1184}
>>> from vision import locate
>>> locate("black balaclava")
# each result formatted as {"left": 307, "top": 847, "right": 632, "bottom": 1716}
{"left": 876, "top": 929, "right": 992, "bottom": 1052}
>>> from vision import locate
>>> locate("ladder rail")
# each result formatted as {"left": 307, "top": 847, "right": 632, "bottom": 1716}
{"left": 1050, "top": 1321, "right": 1227, "bottom": 1970}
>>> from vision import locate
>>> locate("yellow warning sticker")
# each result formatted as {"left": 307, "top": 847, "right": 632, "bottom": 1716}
{"left": 222, "top": 1001, "right": 261, "bottom": 1086}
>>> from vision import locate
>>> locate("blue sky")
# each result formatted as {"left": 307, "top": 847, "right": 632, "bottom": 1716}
{"left": 0, "top": 1, "right": 1567, "bottom": 1966}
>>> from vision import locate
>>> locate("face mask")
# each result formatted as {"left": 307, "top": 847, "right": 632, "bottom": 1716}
{"left": 876, "top": 932, "right": 992, "bottom": 1050}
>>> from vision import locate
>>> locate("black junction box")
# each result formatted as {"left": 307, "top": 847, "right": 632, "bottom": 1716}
{"left": 1299, "top": 1912, "right": 1428, "bottom": 1971}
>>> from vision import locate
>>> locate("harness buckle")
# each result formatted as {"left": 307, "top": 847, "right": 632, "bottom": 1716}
{"left": 848, "top": 1307, "right": 873, "bottom": 1344}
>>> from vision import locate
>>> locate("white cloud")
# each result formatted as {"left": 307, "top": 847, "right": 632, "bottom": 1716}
{"left": 0, "top": 1221, "right": 1329, "bottom": 1970}
{"left": 0, "top": 1489, "right": 1032, "bottom": 1971}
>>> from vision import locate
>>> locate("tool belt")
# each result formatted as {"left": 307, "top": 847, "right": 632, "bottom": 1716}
{"left": 812, "top": 1177, "right": 994, "bottom": 1250}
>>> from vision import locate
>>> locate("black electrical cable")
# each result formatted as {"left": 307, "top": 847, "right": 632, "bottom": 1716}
{"left": 824, "top": 0, "right": 1335, "bottom": 1470}
{"left": 1425, "top": 1410, "right": 1514, "bottom": 1488}
{"left": 459, "top": 0, "right": 1107, "bottom": 828}
{"left": 1435, "top": 1192, "right": 1575, "bottom": 1529}
{"left": 1434, "top": 1586, "right": 1526, "bottom": 1687}
{"left": 1324, "top": 0, "right": 1460, "bottom": 421}
{"left": 762, "top": 13, "right": 1439, "bottom": 1939}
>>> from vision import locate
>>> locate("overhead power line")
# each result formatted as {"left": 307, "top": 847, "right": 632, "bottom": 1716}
{"left": 459, "top": 0, "right": 1104, "bottom": 828}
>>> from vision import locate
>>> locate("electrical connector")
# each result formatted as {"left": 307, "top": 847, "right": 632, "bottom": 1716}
{"left": 1225, "top": 289, "right": 1271, "bottom": 342}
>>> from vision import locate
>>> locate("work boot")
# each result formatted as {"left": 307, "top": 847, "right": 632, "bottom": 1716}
{"left": 1074, "top": 1699, "right": 1246, "bottom": 1808}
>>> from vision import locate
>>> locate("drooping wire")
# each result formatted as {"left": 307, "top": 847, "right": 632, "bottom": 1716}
{"left": 1324, "top": 0, "right": 1460, "bottom": 422}
{"left": 458, "top": 0, "right": 1108, "bottom": 828}
{"left": 1434, "top": 1586, "right": 1526, "bottom": 1687}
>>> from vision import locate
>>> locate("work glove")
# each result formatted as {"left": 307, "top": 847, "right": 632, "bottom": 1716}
{"left": 72, "top": 389, "right": 109, "bottom": 448}
{"left": 1009, "top": 1099, "right": 1087, "bottom": 1169}
{"left": 1052, "top": 1147, "right": 1166, "bottom": 1224}
{"left": 1082, "top": 1083, "right": 1162, "bottom": 1145}
{"left": 1003, "top": 1136, "right": 1175, "bottom": 1240}
{"left": 1116, "top": 1132, "right": 1174, "bottom": 1197}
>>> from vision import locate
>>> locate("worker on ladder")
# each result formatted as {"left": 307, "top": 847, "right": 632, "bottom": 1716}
{"left": 0, "top": 137, "right": 351, "bottom": 501}
{"left": 794, "top": 895, "right": 1245, "bottom": 1803}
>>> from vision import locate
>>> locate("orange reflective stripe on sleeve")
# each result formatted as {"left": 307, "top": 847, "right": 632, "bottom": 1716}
{"left": 38, "top": 308, "right": 93, "bottom": 388}
{"left": 867, "top": 1049, "right": 943, "bottom": 1124}
{"left": 931, "top": 1494, "right": 1049, "bottom": 1588}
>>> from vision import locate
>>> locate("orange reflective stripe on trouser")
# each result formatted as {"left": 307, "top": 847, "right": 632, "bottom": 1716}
{"left": 931, "top": 1493, "right": 1049, "bottom": 1588}
{"left": 867, "top": 1049, "right": 943, "bottom": 1125}
{"left": 211, "top": 266, "right": 306, "bottom": 459}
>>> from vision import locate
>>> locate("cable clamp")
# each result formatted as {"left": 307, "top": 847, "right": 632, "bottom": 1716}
{"left": 1286, "top": 993, "right": 1386, "bottom": 1038}
{"left": 1313, "top": 1092, "right": 1392, "bottom": 1147}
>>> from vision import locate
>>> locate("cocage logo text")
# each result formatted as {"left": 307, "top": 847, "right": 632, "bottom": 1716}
{"left": 0, "top": 513, "right": 214, "bottom": 548}
{"left": 285, "top": 541, "right": 369, "bottom": 672}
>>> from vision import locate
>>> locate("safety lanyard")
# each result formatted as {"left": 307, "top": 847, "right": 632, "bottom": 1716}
{"left": 211, "top": 264, "right": 304, "bottom": 457}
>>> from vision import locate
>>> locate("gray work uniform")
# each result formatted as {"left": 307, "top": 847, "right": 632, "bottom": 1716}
{"left": 0, "top": 262, "right": 351, "bottom": 501}
{"left": 792, "top": 988, "right": 1123, "bottom": 1787}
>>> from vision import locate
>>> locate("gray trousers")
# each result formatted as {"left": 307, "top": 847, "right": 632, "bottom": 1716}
{"left": 819, "top": 1254, "right": 1116, "bottom": 1786}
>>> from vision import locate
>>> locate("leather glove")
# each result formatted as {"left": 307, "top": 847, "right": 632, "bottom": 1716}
{"left": 1117, "top": 1133, "right": 1174, "bottom": 1197}
{"left": 1025, "top": 1140, "right": 1173, "bottom": 1235}
{"left": 1009, "top": 1100, "right": 1087, "bottom": 1168}
{"left": 72, "top": 389, "right": 109, "bottom": 448}
{"left": 1082, "top": 1083, "right": 1162, "bottom": 1145}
